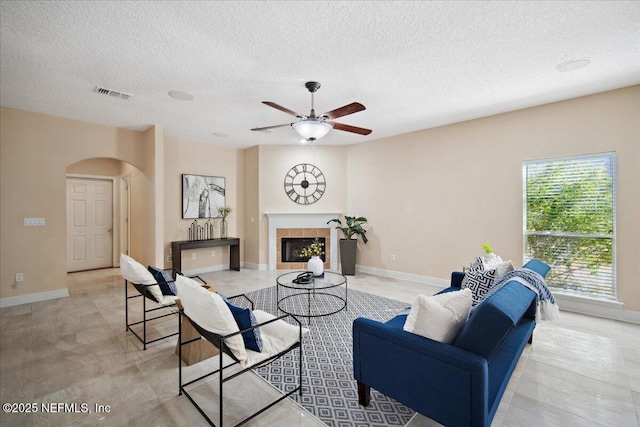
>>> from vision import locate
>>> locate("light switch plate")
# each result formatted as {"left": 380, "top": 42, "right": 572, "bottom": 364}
{"left": 24, "top": 217, "right": 45, "bottom": 226}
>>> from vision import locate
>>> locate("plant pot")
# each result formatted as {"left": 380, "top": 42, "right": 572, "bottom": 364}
{"left": 339, "top": 239, "right": 357, "bottom": 275}
{"left": 307, "top": 255, "right": 324, "bottom": 276}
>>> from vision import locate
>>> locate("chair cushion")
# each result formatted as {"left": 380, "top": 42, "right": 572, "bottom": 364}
{"left": 245, "top": 310, "right": 309, "bottom": 366}
{"left": 223, "top": 298, "right": 263, "bottom": 352}
{"left": 148, "top": 266, "right": 177, "bottom": 296}
{"left": 403, "top": 289, "right": 472, "bottom": 344}
{"left": 120, "top": 254, "right": 164, "bottom": 303}
{"left": 175, "top": 274, "right": 247, "bottom": 364}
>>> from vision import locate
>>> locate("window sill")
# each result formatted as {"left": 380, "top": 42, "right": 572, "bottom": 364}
{"left": 553, "top": 291, "right": 623, "bottom": 309}
{"left": 551, "top": 291, "right": 640, "bottom": 324}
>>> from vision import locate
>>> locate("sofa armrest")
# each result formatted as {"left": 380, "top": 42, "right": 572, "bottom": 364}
{"left": 353, "top": 317, "right": 488, "bottom": 427}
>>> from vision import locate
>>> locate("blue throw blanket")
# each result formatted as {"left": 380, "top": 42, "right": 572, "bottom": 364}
{"left": 472, "top": 268, "right": 560, "bottom": 321}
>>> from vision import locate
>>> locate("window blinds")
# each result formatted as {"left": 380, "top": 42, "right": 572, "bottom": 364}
{"left": 524, "top": 153, "right": 616, "bottom": 299}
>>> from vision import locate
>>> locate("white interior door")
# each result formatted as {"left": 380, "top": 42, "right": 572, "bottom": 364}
{"left": 67, "top": 177, "right": 113, "bottom": 272}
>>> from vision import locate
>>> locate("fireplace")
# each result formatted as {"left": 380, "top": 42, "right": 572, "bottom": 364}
{"left": 281, "top": 237, "right": 326, "bottom": 263}
{"left": 266, "top": 212, "right": 340, "bottom": 271}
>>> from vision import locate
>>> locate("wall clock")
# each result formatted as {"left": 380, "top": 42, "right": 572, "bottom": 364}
{"left": 283, "top": 163, "right": 326, "bottom": 205}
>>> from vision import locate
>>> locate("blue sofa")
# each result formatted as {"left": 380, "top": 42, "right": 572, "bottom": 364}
{"left": 353, "top": 259, "right": 550, "bottom": 427}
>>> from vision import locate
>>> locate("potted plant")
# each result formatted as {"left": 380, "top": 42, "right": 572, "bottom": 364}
{"left": 300, "top": 238, "right": 325, "bottom": 276}
{"left": 327, "top": 216, "right": 368, "bottom": 275}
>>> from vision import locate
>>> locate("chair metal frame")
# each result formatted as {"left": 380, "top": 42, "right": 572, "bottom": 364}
{"left": 125, "top": 268, "right": 205, "bottom": 350}
{"left": 178, "top": 294, "right": 304, "bottom": 427}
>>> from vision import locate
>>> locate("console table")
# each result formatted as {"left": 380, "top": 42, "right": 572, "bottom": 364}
{"left": 171, "top": 238, "right": 240, "bottom": 272}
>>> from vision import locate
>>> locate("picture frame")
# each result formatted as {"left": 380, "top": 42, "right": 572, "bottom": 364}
{"left": 182, "top": 174, "right": 226, "bottom": 219}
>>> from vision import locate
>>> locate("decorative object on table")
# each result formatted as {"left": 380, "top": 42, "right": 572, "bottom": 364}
{"left": 300, "top": 238, "right": 325, "bottom": 276}
{"left": 291, "top": 271, "right": 313, "bottom": 284}
{"left": 250, "top": 81, "right": 372, "bottom": 141}
{"left": 327, "top": 215, "right": 368, "bottom": 275}
{"left": 187, "top": 219, "right": 215, "bottom": 241}
{"left": 182, "top": 174, "right": 225, "bottom": 219}
{"left": 283, "top": 163, "right": 326, "bottom": 205}
{"left": 217, "top": 206, "right": 232, "bottom": 239}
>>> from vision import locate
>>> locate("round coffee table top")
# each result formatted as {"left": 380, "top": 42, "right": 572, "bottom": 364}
{"left": 276, "top": 270, "right": 346, "bottom": 291}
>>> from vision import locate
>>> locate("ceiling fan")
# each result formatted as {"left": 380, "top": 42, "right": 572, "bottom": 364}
{"left": 251, "top": 81, "right": 372, "bottom": 141}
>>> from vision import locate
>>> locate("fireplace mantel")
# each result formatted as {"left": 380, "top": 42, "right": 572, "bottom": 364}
{"left": 266, "top": 212, "right": 340, "bottom": 271}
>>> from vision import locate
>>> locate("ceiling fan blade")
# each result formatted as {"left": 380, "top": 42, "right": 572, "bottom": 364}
{"left": 262, "top": 101, "right": 301, "bottom": 117}
{"left": 321, "top": 102, "right": 365, "bottom": 120}
{"left": 250, "top": 123, "right": 291, "bottom": 132}
{"left": 331, "top": 121, "right": 372, "bottom": 135}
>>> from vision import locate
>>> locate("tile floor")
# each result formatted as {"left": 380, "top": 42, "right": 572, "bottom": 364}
{"left": 0, "top": 268, "right": 638, "bottom": 426}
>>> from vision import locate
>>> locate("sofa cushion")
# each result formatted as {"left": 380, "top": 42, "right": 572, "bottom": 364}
{"left": 403, "top": 289, "right": 472, "bottom": 344}
{"left": 452, "top": 282, "right": 536, "bottom": 360}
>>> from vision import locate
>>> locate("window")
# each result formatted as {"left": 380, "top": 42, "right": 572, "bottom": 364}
{"left": 523, "top": 153, "right": 616, "bottom": 299}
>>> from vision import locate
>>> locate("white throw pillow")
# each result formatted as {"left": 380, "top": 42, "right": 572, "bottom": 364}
{"left": 492, "top": 260, "right": 515, "bottom": 278}
{"left": 481, "top": 253, "right": 514, "bottom": 278}
{"left": 175, "top": 274, "right": 248, "bottom": 365}
{"left": 403, "top": 289, "right": 472, "bottom": 344}
{"left": 120, "top": 253, "right": 164, "bottom": 304}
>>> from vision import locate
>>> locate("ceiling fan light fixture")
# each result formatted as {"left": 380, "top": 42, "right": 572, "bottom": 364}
{"left": 292, "top": 119, "right": 332, "bottom": 140}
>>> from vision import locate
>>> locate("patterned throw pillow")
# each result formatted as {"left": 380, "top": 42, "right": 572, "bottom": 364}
{"left": 461, "top": 268, "right": 498, "bottom": 305}
{"left": 148, "top": 266, "right": 178, "bottom": 296}
{"left": 469, "top": 257, "right": 485, "bottom": 272}
{"left": 223, "top": 298, "right": 263, "bottom": 352}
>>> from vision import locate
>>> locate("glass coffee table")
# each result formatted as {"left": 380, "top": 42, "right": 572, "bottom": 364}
{"left": 276, "top": 271, "right": 347, "bottom": 323}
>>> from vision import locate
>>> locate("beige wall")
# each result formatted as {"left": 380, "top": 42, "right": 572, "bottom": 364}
{"left": 255, "top": 145, "right": 348, "bottom": 266}
{"left": 2, "top": 86, "right": 638, "bottom": 313}
{"left": 67, "top": 158, "right": 124, "bottom": 176}
{"left": 243, "top": 146, "right": 260, "bottom": 266}
{"left": 0, "top": 108, "right": 156, "bottom": 299}
{"left": 163, "top": 135, "right": 244, "bottom": 271}
{"left": 347, "top": 86, "right": 640, "bottom": 311}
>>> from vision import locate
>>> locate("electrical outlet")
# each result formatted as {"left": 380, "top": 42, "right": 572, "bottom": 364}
{"left": 191, "top": 253, "right": 196, "bottom": 260}
{"left": 167, "top": 255, "right": 172, "bottom": 262}
{"left": 211, "top": 250, "right": 216, "bottom": 256}
{"left": 391, "top": 254, "right": 396, "bottom": 262}
{"left": 16, "top": 273, "right": 24, "bottom": 282}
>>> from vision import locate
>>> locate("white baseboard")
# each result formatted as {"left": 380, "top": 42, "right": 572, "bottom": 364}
{"left": 356, "top": 265, "right": 450, "bottom": 289}
{"left": 356, "top": 265, "right": 640, "bottom": 324}
{"left": 182, "top": 264, "right": 230, "bottom": 276}
{"left": 182, "top": 262, "right": 270, "bottom": 275}
{"left": 0, "top": 288, "right": 69, "bottom": 308}
{"left": 243, "top": 262, "right": 268, "bottom": 270}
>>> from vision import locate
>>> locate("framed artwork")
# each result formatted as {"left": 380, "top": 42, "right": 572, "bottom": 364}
{"left": 182, "top": 174, "right": 226, "bottom": 219}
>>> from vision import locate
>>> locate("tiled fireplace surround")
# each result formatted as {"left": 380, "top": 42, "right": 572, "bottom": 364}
{"left": 266, "top": 213, "right": 340, "bottom": 271}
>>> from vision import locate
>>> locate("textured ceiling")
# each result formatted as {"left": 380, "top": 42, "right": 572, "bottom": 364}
{"left": 1, "top": 1, "right": 639, "bottom": 148}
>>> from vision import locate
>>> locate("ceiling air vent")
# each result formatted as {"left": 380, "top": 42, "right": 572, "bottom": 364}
{"left": 93, "top": 86, "right": 133, "bottom": 100}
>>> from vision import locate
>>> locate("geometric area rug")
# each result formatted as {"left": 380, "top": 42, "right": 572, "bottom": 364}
{"left": 242, "top": 285, "right": 416, "bottom": 427}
